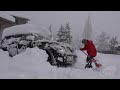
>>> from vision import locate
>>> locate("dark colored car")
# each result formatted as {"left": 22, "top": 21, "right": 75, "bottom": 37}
{"left": 33, "top": 40, "right": 77, "bottom": 67}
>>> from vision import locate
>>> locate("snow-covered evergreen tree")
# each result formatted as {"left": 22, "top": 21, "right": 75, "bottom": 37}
{"left": 109, "top": 36, "right": 118, "bottom": 53}
{"left": 96, "top": 31, "right": 110, "bottom": 51}
{"left": 57, "top": 23, "right": 72, "bottom": 44}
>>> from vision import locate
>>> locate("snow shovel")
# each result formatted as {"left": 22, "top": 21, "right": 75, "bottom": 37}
{"left": 81, "top": 51, "right": 102, "bottom": 68}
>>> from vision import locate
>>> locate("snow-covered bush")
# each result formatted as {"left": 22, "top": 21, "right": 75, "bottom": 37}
{"left": 1, "top": 24, "right": 77, "bottom": 67}
{"left": 1, "top": 33, "right": 45, "bottom": 57}
{"left": 1, "top": 24, "right": 50, "bottom": 57}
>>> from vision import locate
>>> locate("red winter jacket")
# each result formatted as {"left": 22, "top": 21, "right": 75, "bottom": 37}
{"left": 80, "top": 40, "right": 97, "bottom": 57}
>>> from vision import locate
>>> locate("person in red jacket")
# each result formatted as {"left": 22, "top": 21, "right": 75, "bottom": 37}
{"left": 80, "top": 39, "right": 97, "bottom": 68}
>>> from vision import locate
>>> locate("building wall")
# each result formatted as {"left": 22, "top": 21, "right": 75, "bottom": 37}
{"left": 0, "top": 25, "right": 2, "bottom": 41}
{"left": 15, "top": 17, "right": 28, "bottom": 25}
{"left": 0, "top": 17, "right": 16, "bottom": 41}
{"left": 14, "top": 16, "right": 29, "bottom": 25}
{"left": 0, "top": 25, "right": 11, "bottom": 40}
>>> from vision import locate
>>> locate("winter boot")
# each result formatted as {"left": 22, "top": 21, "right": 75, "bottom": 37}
{"left": 85, "top": 64, "right": 89, "bottom": 68}
{"left": 85, "top": 63, "right": 93, "bottom": 68}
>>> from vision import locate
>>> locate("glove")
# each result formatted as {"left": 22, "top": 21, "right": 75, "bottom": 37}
{"left": 80, "top": 48, "right": 83, "bottom": 51}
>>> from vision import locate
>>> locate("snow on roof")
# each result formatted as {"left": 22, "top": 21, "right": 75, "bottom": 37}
{"left": 2, "top": 24, "right": 51, "bottom": 39}
{"left": 4, "top": 11, "right": 30, "bottom": 20}
{"left": 0, "top": 11, "right": 15, "bottom": 22}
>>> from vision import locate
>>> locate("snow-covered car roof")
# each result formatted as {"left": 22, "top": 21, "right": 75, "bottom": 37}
{"left": 0, "top": 11, "right": 15, "bottom": 22}
{"left": 2, "top": 24, "right": 51, "bottom": 39}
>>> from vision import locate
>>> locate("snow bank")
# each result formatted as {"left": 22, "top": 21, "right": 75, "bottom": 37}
{"left": 0, "top": 11, "right": 15, "bottom": 22}
{"left": 0, "top": 47, "right": 50, "bottom": 79}
{"left": 2, "top": 24, "right": 51, "bottom": 39}
{"left": 0, "top": 48, "right": 120, "bottom": 79}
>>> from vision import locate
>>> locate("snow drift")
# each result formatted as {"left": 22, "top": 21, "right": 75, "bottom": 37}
{"left": 0, "top": 47, "right": 49, "bottom": 79}
{"left": 0, "top": 47, "right": 120, "bottom": 79}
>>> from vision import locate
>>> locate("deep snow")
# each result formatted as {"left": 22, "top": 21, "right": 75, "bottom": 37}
{"left": 0, "top": 47, "right": 120, "bottom": 79}
{"left": 2, "top": 24, "right": 51, "bottom": 39}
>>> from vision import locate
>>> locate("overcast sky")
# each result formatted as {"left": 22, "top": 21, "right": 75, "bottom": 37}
{"left": 16, "top": 11, "right": 120, "bottom": 40}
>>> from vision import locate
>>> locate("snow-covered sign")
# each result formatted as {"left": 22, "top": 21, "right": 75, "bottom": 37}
{"left": 0, "top": 11, "right": 15, "bottom": 22}
{"left": 4, "top": 11, "right": 30, "bottom": 20}
{"left": 2, "top": 24, "right": 51, "bottom": 39}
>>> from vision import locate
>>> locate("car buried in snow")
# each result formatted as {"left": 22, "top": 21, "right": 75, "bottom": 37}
{"left": 0, "top": 24, "right": 77, "bottom": 67}
{"left": 32, "top": 40, "right": 77, "bottom": 67}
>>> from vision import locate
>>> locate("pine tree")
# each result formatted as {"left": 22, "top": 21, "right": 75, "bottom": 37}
{"left": 57, "top": 23, "right": 72, "bottom": 44}
{"left": 109, "top": 36, "right": 118, "bottom": 53}
{"left": 96, "top": 31, "right": 110, "bottom": 51}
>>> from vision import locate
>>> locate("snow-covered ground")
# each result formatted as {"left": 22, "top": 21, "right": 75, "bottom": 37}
{"left": 0, "top": 47, "right": 120, "bottom": 79}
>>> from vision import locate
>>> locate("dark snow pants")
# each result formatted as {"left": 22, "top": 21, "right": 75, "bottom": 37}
{"left": 85, "top": 56, "right": 94, "bottom": 68}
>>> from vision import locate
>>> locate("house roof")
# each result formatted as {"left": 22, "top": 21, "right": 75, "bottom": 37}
{"left": 4, "top": 11, "right": 30, "bottom": 21}
{"left": 0, "top": 11, "right": 30, "bottom": 24}
{"left": 0, "top": 11, "right": 15, "bottom": 23}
